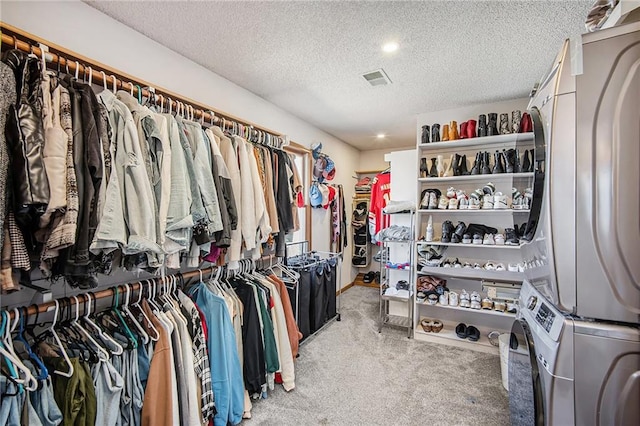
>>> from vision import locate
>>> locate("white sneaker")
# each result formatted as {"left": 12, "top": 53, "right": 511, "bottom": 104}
{"left": 468, "top": 198, "right": 481, "bottom": 210}
{"left": 438, "top": 196, "right": 448, "bottom": 210}
{"left": 459, "top": 198, "right": 468, "bottom": 210}
{"left": 448, "top": 198, "right": 459, "bottom": 209}
{"left": 508, "top": 263, "right": 519, "bottom": 272}
{"left": 494, "top": 193, "right": 508, "bottom": 209}
{"left": 483, "top": 233, "right": 495, "bottom": 245}
{"left": 446, "top": 187, "right": 457, "bottom": 198}
{"left": 494, "top": 233, "right": 505, "bottom": 245}
{"left": 482, "top": 194, "right": 494, "bottom": 209}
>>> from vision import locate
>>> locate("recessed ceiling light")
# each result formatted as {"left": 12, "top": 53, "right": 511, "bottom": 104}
{"left": 377, "top": 133, "right": 386, "bottom": 139}
{"left": 382, "top": 42, "right": 399, "bottom": 53}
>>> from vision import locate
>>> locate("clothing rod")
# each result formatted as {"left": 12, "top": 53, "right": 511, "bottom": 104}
{"left": 6, "top": 266, "right": 218, "bottom": 319}
{"left": 0, "top": 23, "right": 306, "bottom": 152}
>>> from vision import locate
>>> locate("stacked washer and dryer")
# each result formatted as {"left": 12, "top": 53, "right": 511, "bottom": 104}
{"left": 508, "top": 22, "right": 640, "bottom": 425}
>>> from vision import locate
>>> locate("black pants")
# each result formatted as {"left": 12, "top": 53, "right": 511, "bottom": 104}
{"left": 324, "top": 258, "right": 337, "bottom": 320}
{"left": 292, "top": 268, "right": 311, "bottom": 339}
{"left": 310, "top": 265, "right": 326, "bottom": 333}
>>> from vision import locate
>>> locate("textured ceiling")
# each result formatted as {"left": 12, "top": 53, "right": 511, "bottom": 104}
{"left": 86, "top": 0, "right": 592, "bottom": 150}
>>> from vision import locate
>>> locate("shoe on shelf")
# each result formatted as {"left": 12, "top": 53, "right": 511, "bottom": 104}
{"left": 441, "top": 220, "right": 454, "bottom": 243}
{"left": 452, "top": 258, "right": 462, "bottom": 268}
{"left": 443, "top": 258, "right": 452, "bottom": 268}
{"left": 492, "top": 151, "right": 505, "bottom": 174}
{"left": 462, "top": 233, "right": 471, "bottom": 244}
{"left": 466, "top": 119, "right": 477, "bottom": 139}
{"left": 484, "top": 261, "right": 496, "bottom": 270}
{"left": 472, "top": 233, "right": 483, "bottom": 245}
{"left": 442, "top": 124, "right": 450, "bottom": 141}
{"left": 470, "top": 152, "right": 481, "bottom": 175}
{"left": 449, "top": 291, "right": 459, "bottom": 306}
{"left": 494, "top": 233, "right": 505, "bottom": 245}
{"left": 487, "top": 113, "right": 499, "bottom": 136}
{"left": 482, "top": 182, "right": 496, "bottom": 195}
{"left": 459, "top": 198, "right": 469, "bottom": 210}
{"left": 470, "top": 300, "right": 482, "bottom": 310}
{"left": 500, "top": 113, "right": 511, "bottom": 135}
{"left": 495, "top": 263, "right": 506, "bottom": 271}
{"left": 431, "top": 320, "right": 443, "bottom": 333}
{"left": 473, "top": 263, "right": 482, "bottom": 270}
{"left": 362, "top": 271, "right": 376, "bottom": 283}
{"left": 483, "top": 233, "right": 496, "bottom": 245}
{"left": 466, "top": 325, "right": 480, "bottom": 341}
{"left": 449, "top": 121, "right": 459, "bottom": 140}
{"left": 460, "top": 121, "right": 468, "bottom": 139}
{"left": 494, "top": 193, "right": 508, "bottom": 209}
{"left": 462, "top": 262, "right": 472, "bottom": 269}
{"left": 482, "top": 194, "right": 494, "bottom": 210}
{"left": 431, "top": 124, "right": 441, "bottom": 142}
{"left": 481, "top": 151, "right": 492, "bottom": 175}
{"left": 421, "top": 125, "right": 431, "bottom": 144}
{"left": 438, "top": 196, "right": 449, "bottom": 210}
{"left": 512, "top": 110, "right": 522, "bottom": 133}
{"left": 421, "top": 318, "right": 433, "bottom": 332}
{"left": 508, "top": 263, "right": 519, "bottom": 272}
{"left": 451, "top": 221, "right": 467, "bottom": 244}
{"left": 470, "top": 291, "right": 481, "bottom": 303}
{"left": 448, "top": 198, "right": 459, "bottom": 210}
{"left": 505, "top": 228, "right": 520, "bottom": 246}
{"left": 478, "top": 114, "right": 487, "bottom": 137}
{"left": 455, "top": 323, "right": 467, "bottom": 338}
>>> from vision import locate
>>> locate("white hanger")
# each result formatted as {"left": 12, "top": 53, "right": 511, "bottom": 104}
{"left": 70, "top": 296, "right": 109, "bottom": 362}
{"left": 101, "top": 71, "right": 108, "bottom": 91}
{"left": 47, "top": 300, "right": 74, "bottom": 378}
{"left": 82, "top": 293, "right": 124, "bottom": 356}
{"left": 122, "top": 284, "right": 149, "bottom": 345}
{"left": 131, "top": 283, "right": 159, "bottom": 342}
{"left": 0, "top": 312, "right": 37, "bottom": 391}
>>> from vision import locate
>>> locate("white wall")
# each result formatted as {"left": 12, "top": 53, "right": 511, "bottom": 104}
{"left": 1, "top": 0, "right": 360, "bottom": 292}
{"left": 358, "top": 148, "right": 392, "bottom": 171}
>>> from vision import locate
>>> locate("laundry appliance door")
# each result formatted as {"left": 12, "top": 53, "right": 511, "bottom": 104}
{"left": 576, "top": 21, "right": 640, "bottom": 324}
{"left": 508, "top": 319, "right": 545, "bottom": 426}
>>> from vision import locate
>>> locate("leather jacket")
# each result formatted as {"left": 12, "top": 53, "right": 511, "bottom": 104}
{"left": 2, "top": 50, "right": 50, "bottom": 231}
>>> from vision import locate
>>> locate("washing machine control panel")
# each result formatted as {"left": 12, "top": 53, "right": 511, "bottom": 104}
{"left": 535, "top": 302, "right": 556, "bottom": 333}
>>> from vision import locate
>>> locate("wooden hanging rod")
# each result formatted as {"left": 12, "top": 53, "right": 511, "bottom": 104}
{"left": 0, "top": 22, "right": 307, "bottom": 152}
{"left": 5, "top": 267, "right": 217, "bottom": 319}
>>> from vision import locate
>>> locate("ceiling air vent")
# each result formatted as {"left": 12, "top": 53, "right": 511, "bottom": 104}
{"left": 362, "top": 68, "right": 392, "bottom": 86}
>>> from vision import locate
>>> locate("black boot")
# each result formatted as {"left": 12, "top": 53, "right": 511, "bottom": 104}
{"left": 470, "top": 152, "right": 480, "bottom": 175}
{"left": 460, "top": 154, "right": 470, "bottom": 175}
{"left": 421, "top": 125, "right": 430, "bottom": 144}
{"left": 481, "top": 151, "right": 492, "bottom": 175}
{"left": 487, "top": 113, "right": 499, "bottom": 136}
{"left": 431, "top": 124, "right": 440, "bottom": 143}
{"left": 492, "top": 151, "right": 505, "bottom": 174}
{"left": 420, "top": 158, "right": 428, "bottom": 178}
{"left": 478, "top": 114, "right": 487, "bottom": 137}
{"left": 505, "top": 228, "right": 520, "bottom": 246}
{"left": 441, "top": 220, "right": 454, "bottom": 243}
{"left": 451, "top": 221, "right": 467, "bottom": 244}
{"left": 428, "top": 158, "right": 438, "bottom": 177}
{"left": 505, "top": 149, "right": 516, "bottom": 173}
{"left": 513, "top": 148, "right": 522, "bottom": 173}
{"left": 522, "top": 149, "right": 531, "bottom": 173}
{"left": 528, "top": 149, "right": 535, "bottom": 172}
{"left": 453, "top": 154, "right": 462, "bottom": 176}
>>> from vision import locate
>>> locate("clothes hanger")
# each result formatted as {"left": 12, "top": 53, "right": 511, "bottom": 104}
{"left": 101, "top": 71, "right": 108, "bottom": 92}
{"left": 0, "top": 313, "right": 37, "bottom": 391}
{"left": 69, "top": 295, "right": 110, "bottom": 362}
{"left": 109, "top": 287, "right": 138, "bottom": 348}
{"left": 14, "top": 307, "right": 48, "bottom": 380}
{"left": 121, "top": 284, "right": 149, "bottom": 344}
{"left": 130, "top": 283, "right": 159, "bottom": 342}
{"left": 0, "top": 311, "right": 22, "bottom": 383}
{"left": 110, "top": 74, "right": 117, "bottom": 94}
{"left": 47, "top": 300, "right": 75, "bottom": 378}
{"left": 81, "top": 293, "right": 124, "bottom": 356}
{"left": 56, "top": 298, "right": 98, "bottom": 364}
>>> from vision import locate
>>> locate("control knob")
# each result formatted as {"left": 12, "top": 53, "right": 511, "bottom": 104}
{"left": 527, "top": 296, "right": 538, "bottom": 311}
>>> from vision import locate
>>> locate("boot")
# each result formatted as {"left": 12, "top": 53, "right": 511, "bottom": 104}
{"left": 528, "top": 148, "right": 535, "bottom": 171}
{"left": 449, "top": 121, "right": 459, "bottom": 140}
{"left": 460, "top": 154, "right": 470, "bottom": 175}
{"left": 478, "top": 114, "right": 487, "bottom": 137}
{"left": 442, "top": 124, "right": 450, "bottom": 141}
{"left": 505, "top": 149, "right": 516, "bottom": 173}
{"left": 500, "top": 113, "right": 510, "bottom": 134}
{"left": 470, "top": 152, "right": 481, "bottom": 175}
{"left": 459, "top": 121, "right": 468, "bottom": 139}
{"left": 443, "top": 154, "right": 455, "bottom": 177}
{"left": 421, "top": 125, "right": 430, "bottom": 144}
{"left": 520, "top": 112, "right": 532, "bottom": 133}
{"left": 514, "top": 148, "right": 522, "bottom": 173}
{"left": 431, "top": 124, "right": 441, "bottom": 142}
{"left": 492, "top": 151, "right": 505, "bottom": 174}
{"left": 512, "top": 110, "right": 522, "bottom": 133}
{"left": 436, "top": 154, "right": 445, "bottom": 177}
{"left": 481, "top": 151, "right": 492, "bottom": 175}
{"left": 466, "top": 119, "right": 477, "bottom": 139}
{"left": 487, "top": 113, "right": 499, "bottom": 136}
{"left": 522, "top": 149, "right": 531, "bottom": 173}
{"left": 420, "top": 158, "right": 428, "bottom": 178}
{"left": 441, "top": 220, "right": 455, "bottom": 243}
{"left": 429, "top": 158, "right": 438, "bottom": 177}
{"left": 453, "top": 154, "right": 462, "bottom": 176}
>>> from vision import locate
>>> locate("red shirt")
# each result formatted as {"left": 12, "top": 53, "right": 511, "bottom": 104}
{"left": 368, "top": 172, "right": 391, "bottom": 244}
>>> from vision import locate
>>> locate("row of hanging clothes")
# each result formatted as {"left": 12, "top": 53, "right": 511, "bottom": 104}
{"left": 0, "top": 48, "right": 303, "bottom": 292}
{"left": 0, "top": 259, "right": 304, "bottom": 426}
{"left": 284, "top": 248, "right": 341, "bottom": 340}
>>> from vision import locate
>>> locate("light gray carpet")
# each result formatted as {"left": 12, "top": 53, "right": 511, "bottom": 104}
{"left": 249, "top": 286, "right": 509, "bottom": 425}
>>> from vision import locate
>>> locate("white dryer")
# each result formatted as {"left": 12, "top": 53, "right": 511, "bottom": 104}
{"left": 520, "top": 21, "right": 640, "bottom": 324}
{"left": 509, "top": 281, "right": 640, "bottom": 425}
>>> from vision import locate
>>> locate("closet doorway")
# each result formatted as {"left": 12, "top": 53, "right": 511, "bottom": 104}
{"left": 285, "top": 142, "right": 312, "bottom": 247}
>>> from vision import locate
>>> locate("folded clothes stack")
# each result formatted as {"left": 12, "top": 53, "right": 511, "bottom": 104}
{"left": 354, "top": 177, "right": 372, "bottom": 193}
{"left": 376, "top": 225, "right": 412, "bottom": 242}
{"left": 383, "top": 200, "right": 415, "bottom": 214}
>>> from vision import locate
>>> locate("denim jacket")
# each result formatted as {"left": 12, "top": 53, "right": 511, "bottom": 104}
{"left": 92, "top": 90, "right": 161, "bottom": 255}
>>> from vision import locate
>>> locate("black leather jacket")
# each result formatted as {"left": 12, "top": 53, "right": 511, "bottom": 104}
{"left": 2, "top": 50, "right": 50, "bottom": 231}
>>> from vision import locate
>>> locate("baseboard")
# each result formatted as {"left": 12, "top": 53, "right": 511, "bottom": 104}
{"left": 337, "top": 282, "right": 354, "bottom": 295}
